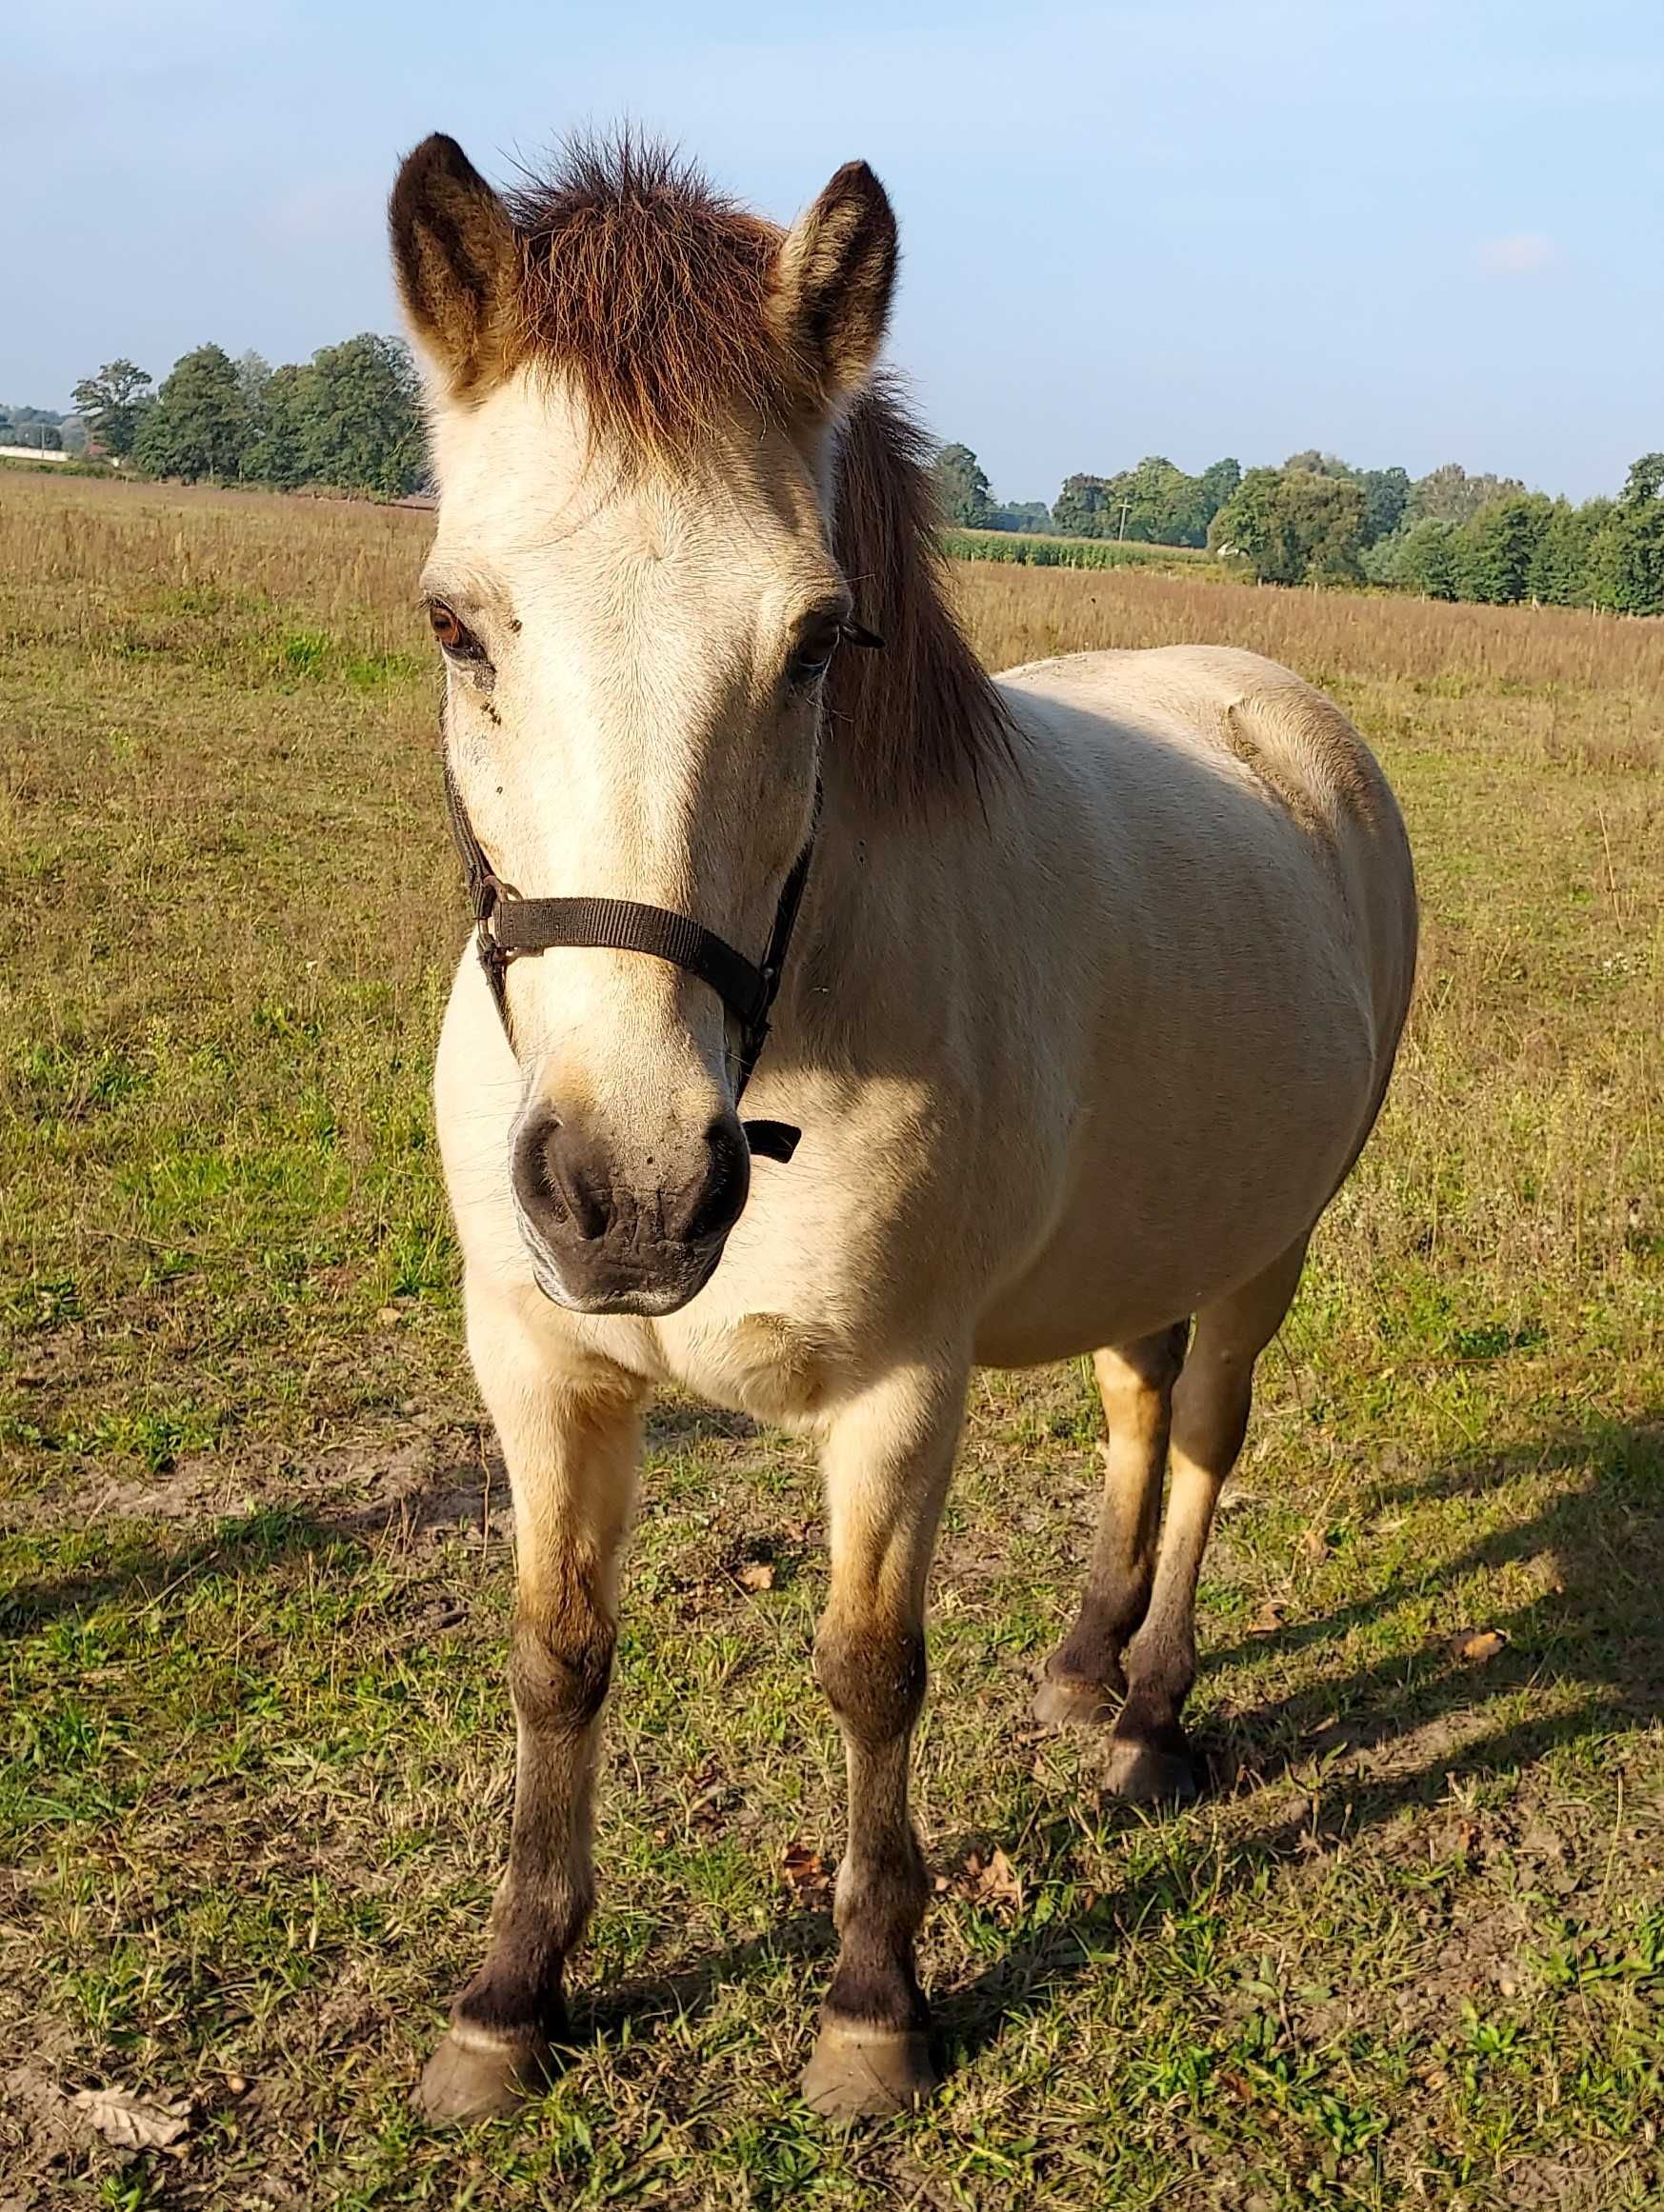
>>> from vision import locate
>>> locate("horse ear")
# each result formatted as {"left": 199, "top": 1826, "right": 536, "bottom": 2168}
{"left": 389, "top": 135, "right": 519, "bottom": 398}
{"left": 770, "top": 161, "right": 898, "bottom": 408}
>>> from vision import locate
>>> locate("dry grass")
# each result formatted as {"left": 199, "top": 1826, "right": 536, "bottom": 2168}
{"left": 2, "top": 473, "right": 1662, "bottom": 2211}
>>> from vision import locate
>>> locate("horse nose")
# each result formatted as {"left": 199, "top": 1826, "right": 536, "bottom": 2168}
{"left": 671, "top": 1116, "right": 752, "bottom": 1246}
{"left": 511, "top": 1111, "right": 751, "bottom": 1252}
{"left": 513, "top": 1112, "right": 612, "bottom": 1242}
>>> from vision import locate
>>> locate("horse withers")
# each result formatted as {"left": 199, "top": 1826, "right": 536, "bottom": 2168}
{"left": 387, "top": 133, "right": 1417, "bottom": 2122}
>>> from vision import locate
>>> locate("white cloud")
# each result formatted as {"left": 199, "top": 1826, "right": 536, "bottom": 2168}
{"left": 1477, "top": 233, "right": 1560, "bottom": 275}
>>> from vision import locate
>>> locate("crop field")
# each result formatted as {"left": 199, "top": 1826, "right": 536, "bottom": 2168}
{"left": 936, "top": 527, "right": 1218, "bottom": 575}
{"left": 2, "top": 469, "right": 1663, "bottom": 2211}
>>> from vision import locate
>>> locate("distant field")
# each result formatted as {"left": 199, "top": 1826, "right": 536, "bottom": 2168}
{"left": 3, "top": 471, "right": 1662, "bottom": 2210}
{"left": 940, "top": 523, "right": 1220, "bottom": 574}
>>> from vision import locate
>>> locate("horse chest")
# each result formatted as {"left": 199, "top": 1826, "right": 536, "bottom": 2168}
{"left": 643, "top": 1308, "right": 837, "bottom": 1430}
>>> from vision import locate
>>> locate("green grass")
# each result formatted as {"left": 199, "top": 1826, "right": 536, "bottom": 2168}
{"left": 2, "top": 472, "right": 1662, "bottom": 2209}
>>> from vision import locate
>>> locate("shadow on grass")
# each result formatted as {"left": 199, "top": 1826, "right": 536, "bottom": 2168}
{"left": 0, "top": 1504, "right": 374, "bottom": 1641}
{"left": 5, "top": 1413, "right": 1661, "bottom": 2086}
{"left": 942, "top": 1412, "right": 1664, "bottom": 2063}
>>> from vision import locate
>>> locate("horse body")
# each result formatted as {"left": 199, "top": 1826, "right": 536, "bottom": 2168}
{"left": 391, "top": 132, "right": 1415, "bottom": 2124}
{"left": 441, "top": 641, "right": 1412, "bottom": 1414}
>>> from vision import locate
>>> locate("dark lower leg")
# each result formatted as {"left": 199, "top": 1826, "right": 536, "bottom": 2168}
{"left": 1107, "top": 1247, "right": 1305, "bottom": 1802}
{"left": 450, "top": 1584, "right": 612, "bottom": 2047}
{"left": 816, "top": 1622, "right": 930, "bottom": 2035}
{"left": 801, "top": 1367, "right": 963, "bottom": 2118}
{"left": 1038, "top": 1325, "right": 1186, "bottom": 1724}
{"left": 418, "top": 1347, "right": 643, "bottom": 2122}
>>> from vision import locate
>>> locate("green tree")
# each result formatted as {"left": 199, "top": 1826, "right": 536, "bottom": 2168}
{"left": 1052, "top": 473, "right": 1113, "bottom": 538}
{"left": 244, "top": 362, "right": 312, "bottom": 489}
{"left": 1460, "top": 492, "right": 1554, "bottom": 605}
{"left": 1358, "top": 466, "right": 1409, "bottom": 548}
{"left": 70, "top": 358, "right": 153, "bottom": 458}
{"left": 1391, "top": 517, "right": 1466, "bottom": 599}
{"left": 1408, "top": 462, "right": 1527, "bottom": 527}
{"left": 1588, "top": 454, "right": 1664, "bottom": 616}
{"left": 1210, "top": 467, "right": 1293, "bottom": 576}
{"left": 1527, "top": 497, "right": 1609, "bottom": 608}
{"left": 1283, "top": 448, "right": 1355, "bottom": 480}
{"left": 134, "top": 344, "right": 251, "bottom": 481}
{"left": 1197, "top": 456, "right": 1241, "bottom": 528}
{"left": 1074, "top": 456, "right": 1217, "bottom": 547}
{"left": 298, "top": 334, "right": 426, "bottom": 497}
{"left": 932, "top": 442, "right": 992, "bottom": 528}
{"left": 986, "top": 499, "right": 1053, "bottom": 533}
{"left": 1211, "top": 467, "right": 1365, "bottom": 585}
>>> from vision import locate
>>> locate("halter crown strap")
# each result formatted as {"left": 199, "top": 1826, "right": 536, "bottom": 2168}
{"left": 444, "top": 754, "right": 816, "bottom": 1164}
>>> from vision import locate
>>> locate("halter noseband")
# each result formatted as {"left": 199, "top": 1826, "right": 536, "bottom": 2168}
{"left": 441, "top": 624, "right": 882, "bottom": 1165}
{"left": 444, "top": 754, "right": 818, "bottom": 1163}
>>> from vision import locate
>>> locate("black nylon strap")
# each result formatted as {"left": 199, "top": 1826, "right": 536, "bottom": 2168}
{"left": 494, "top": 897, "right": 771, "bottom": 1030}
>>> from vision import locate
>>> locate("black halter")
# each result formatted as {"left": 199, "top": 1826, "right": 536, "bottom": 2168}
{"left": 443, "top": 755, "right": 821, "bottom": 1166}
{"left": 440, "top": 622, "right": 883, "bottom": 1165}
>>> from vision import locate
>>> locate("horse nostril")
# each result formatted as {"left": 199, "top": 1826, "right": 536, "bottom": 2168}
{"left": 513, "top": 1114, "right": 614, "bottom": 1243}
{"left": 675, "top": 1116, "right": 752, "bottom": 1246}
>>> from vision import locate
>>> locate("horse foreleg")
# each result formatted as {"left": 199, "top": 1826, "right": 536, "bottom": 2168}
{"left": 417, "top": 1284, "right": 646, "bottom": 2122}
{"left": 1034, "top": 1324, "right": 1189, "bottom": 1725}
{"left": 1106, "top": 1238, "right": 1308, "bottom": 1803}
{"left": 801, "top": 1363, "right": 966, "bottom": 2120}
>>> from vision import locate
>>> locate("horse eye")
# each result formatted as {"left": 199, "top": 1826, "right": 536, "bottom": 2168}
{"left": 788, "top": 625, "right": 842, "bottom": 690}
{"left": 429, "top": 601, "right": 484, "bottom": 660}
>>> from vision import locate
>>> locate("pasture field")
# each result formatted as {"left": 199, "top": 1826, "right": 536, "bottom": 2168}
{"left": 2, "top": 470, "right": 1663, "bottom": 2211}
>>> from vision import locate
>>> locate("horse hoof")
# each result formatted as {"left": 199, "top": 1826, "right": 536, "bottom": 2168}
{"left": 801, "top": 2022, "right": 939, "bottom": 2121}
{"left": 1032, "top": 1670, "right": 1119, "bottom": 1729}
{"left": 1103, "top": 1732, "right": 1200, "bottom": 1804}
{"left": 414, "top": 2028, "right": 550, "bottom": 2122}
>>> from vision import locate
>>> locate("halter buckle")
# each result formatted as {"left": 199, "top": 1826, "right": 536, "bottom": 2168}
{"left": 473, "top": 876, "right": 514, "bottom": 981}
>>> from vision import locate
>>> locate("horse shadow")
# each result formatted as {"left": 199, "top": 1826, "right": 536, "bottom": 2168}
{"left": 938, "top": 1412, "right": 1664, "bottom": 2061}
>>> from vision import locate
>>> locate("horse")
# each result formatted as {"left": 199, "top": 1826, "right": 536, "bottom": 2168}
{"left": 387, "top": 132, "right": 1417, "bottom": 2123}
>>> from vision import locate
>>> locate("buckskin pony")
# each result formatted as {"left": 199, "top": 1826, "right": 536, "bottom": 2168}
{"left": 387, "top": 132, "right": 1417, "bottom": 2122}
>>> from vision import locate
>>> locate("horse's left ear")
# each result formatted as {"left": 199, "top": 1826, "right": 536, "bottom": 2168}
{"left": 770, "top": 162, "right": 898, "bottom": 407}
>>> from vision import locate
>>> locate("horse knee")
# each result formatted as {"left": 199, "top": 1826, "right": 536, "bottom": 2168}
{"left": 815, "top": 1620, "right": 926, "bottom": 1748}
{"left": 511, "top": 1598, "right": 614, "bottom": 1734}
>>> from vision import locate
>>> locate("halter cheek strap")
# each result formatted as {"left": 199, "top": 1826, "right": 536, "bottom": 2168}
{"left": 443, "top": 753, "right": 817, "bottom": 1164}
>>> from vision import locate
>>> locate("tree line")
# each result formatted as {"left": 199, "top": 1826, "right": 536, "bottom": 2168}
{"left": 1213, "top": 451, "right": 1664, "bottom": 614}
{"left": 932, "top": 441, "right": 1664, "bottom": 616}
{"left": 68, "top": 339, "right": 427, "bottom": 498}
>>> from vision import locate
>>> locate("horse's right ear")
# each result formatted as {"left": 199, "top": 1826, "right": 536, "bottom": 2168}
{"left": 389, "top": 135, "right": 519, "bottom": 398}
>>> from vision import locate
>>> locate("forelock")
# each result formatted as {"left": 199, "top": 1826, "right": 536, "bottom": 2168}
{"left": 506, "top": 134, "right": 794, "bottom": 453}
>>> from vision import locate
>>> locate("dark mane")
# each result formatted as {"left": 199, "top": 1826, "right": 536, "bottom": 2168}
{"left": 506, "top": 136, "right": 1016, "bottom": 814}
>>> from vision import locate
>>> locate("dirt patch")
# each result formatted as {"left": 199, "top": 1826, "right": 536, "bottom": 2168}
{"left": 2, "top": 1427, "right": 510, "bottom": 1551}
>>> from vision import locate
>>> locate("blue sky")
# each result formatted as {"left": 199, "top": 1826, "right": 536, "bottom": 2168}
{"left": 6, "top": 0, "right": 1660, "bottom": 503}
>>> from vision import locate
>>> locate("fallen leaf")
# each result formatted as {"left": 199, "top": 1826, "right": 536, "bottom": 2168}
{"left": 687, "top": 1764, "right": 733, "bottom": 1833}
{"left": 953, "top": 1847, "right": 1023, "bottom": 1922}
{"left": 1248, "top": 1597, "right": 1289, "bottom": 1635}
{"left": 780, "top": 1842, "right": 833, "bottom": 1902}
{"left": 735, "top": 1560, "right": 775, "bottom": 1593}
{"left": 1448, "top": 1627, "right": 1510, "bottom": 1664}
{"left": 70, "top": 2085, "right": 191, "bottom": 2151}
